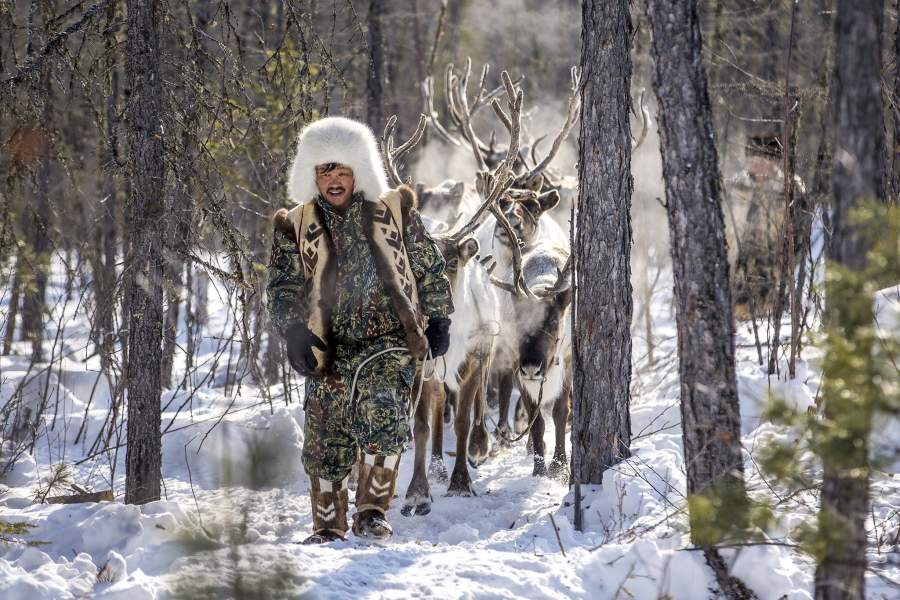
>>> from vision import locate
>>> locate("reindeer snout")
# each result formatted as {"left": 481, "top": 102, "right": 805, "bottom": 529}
{"left": 519, "top": 362, "right": 544, "bottom": 380}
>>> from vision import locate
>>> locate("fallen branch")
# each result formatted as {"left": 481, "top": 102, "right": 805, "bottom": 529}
{"left": 46, "top": 489, "right": 113, "bottom": 504}
{"left": 548, "top": 512, "right": 566, "bottom": 558}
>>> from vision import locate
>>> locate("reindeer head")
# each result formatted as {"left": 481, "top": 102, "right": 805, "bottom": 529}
{"left": 493, "top": 189, "right": 560, "bottom": 250}
{"left": 517, "top": 287, "right": 572, "bottom": 383}
{"left": 514, "top": 251, "right": 572, "bottom": 384}
{"left": 415, "top": 180, "right": 466, "bottom": 221}
{"left": 433, "top": 235, "right": 480, "bottom": 292}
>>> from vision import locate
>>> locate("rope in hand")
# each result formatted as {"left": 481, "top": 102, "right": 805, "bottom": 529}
{"left": 346, "top": 345, "right": 446, "bottom": 425}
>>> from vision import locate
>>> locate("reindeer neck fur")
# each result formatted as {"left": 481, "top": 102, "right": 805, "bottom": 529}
{"left": 517, "top": 309, "right": 571, "bottom": 404}
{"left": 432, "top": 256, "right": 499, "bottom": 391}
{"left": 475, "top": 213, "right": 568, "bottom": 278}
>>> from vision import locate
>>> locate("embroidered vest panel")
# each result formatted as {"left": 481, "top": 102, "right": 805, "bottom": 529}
{"left": 286, "top": 190, "right": 427, "bottom": 374}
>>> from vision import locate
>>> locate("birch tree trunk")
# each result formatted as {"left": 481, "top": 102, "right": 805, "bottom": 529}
{"left": 645, "top": 2, "right": 753, "bottom": 597}
{"left": 123, "top": 0, "right": 165, "bottom": 505}
{"left": 814, "top": 1, "right": 886, "bottom": 598}
{"left": 572, "top": 0, "right": 633, "bottom": 485}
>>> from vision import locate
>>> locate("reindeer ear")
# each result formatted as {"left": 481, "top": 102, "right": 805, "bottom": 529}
{"left": 537, "top": 189, "right": 560, "bottom": 214}
{"left": 519, "top": 192, "right": 542, "bottom": 217}
{"left": 458, "top": 237, "right": 480, "bottom": 264}
{"left": 555, "top": 287, "right": 573, "bottom": 310}
{"left": 525, "top": 173, "right": 543, "bottom": 192}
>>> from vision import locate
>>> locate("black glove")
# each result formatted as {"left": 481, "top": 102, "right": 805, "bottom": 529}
{"left": 285, "top": 322, "right": 327, "bottom": 376}
{"left": 424, "top": 316, "right": 451, "bottom": 358}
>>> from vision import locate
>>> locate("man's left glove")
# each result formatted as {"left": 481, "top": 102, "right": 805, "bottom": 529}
{"left": 285, "top": 322, "right": 327, "bottom": 376}
{"left": 424, "top": 316, "right": 451, "bottom": 358}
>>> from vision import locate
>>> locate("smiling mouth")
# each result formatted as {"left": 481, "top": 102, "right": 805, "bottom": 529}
{"left": 327, "top": 187, "right": 346, "bottom": 197}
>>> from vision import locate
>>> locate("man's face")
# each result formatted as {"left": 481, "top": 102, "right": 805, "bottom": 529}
{"left": 315, "top": 163, "right": 355, "bottom": 209}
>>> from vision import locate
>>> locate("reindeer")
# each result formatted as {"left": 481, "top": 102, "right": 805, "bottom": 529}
{"left": 475, "top": 188, "right": 567, "bottom": 451}
{"left": 418, "top": 60, "right": 581, "bottom": 479}
{"left": 496, "top": 247, "right": 573, "bottom": 478}
{"left": 474, "top": 81, "right": 649, "bottom": 464}
{"left": 379, "top": 68, "right": 523, "bottom": 513}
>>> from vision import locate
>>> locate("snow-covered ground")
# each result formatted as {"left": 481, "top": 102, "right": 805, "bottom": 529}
{"left": 1, "top": 261, "right": 898, "bottom": 599}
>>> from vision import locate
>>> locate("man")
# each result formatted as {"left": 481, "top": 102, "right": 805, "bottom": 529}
{"left": 267, "top": 117, "right": 453, "bottom": 543}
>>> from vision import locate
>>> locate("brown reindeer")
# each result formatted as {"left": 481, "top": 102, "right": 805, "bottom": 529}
{"left": 379, "top": 66, "right": 523, "bottom": 514}
{"left": 402, "top": 235, "right": 498, "bottom": 514}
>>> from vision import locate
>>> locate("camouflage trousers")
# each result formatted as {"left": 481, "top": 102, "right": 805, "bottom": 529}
{"left": 301, "top": 337, "right": 415, "bottom": 483}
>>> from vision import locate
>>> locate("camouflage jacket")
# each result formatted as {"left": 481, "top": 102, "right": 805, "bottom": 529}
{"left": 266, "top": 190, "right": 453, "bottom": 348}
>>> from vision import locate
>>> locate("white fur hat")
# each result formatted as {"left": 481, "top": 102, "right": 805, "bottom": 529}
{"left": 287, "top": 116, "right": 389, "bottom": 204}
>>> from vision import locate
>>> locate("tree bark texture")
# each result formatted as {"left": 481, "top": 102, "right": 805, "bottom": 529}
{"left": 814, "top": 1, "right": 885, "bottom": 598}
{"left": 20, "top": 1, "right": 53, "bottom": 363}
{"left": 645, "top": 0, "right": 746, "bottom": 529}
{"left": 123, "top": 0, "right": 164, "bottom": 505}
{"left": 572, "top": 0, "right": 633, "bottom": 485}
{"left": 829, "top": 0, "right": 887, "bottom": 269}
{"left": 366, "top": 0, "right": 385, "bottom": 133}
{"left": 3, "top": 258, "right": 23, "bottom": 355}
{"left": 161, "top": 0, "right": 210, "bottom": 389}
{"left": 89, "top": 0, "right": 120, "bottom": 376}
{"left": 891, "top": 0, "right": 900, "bottom": 202}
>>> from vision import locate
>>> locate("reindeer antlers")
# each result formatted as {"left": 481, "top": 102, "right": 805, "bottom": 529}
{"left": 443, "top": 66, "right": 522, "bottom": 239}
{"left": 517, "top": 66, "right": 582, "bottom": 190}
{"left": 423, "top": 59, "right": 525, "bottom": 166}
{"left": 381, "top": 114, "right": 428, "bottom": 187}
{"left": 631, "top": 90, "right": 650, "bottom": 152}
{"left": 444, "top": 67, "right": 536, "bottom": 297}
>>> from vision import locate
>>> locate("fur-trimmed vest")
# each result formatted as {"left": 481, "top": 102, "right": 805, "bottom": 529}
{"left": 273, "top": 186, "right": 428, "bottom": 375}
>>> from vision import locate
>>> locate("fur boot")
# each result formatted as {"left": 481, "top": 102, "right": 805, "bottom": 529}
{"left": 302, "top": 476, "right": 350, "bottom": 544}
{"left": 352, "top": 453, "right": 401, "bottom": 540}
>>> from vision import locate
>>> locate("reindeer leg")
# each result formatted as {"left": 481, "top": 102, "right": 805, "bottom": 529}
{"left": 467, "top": 359, "right": 491, "bottom": 467}
{"left": 443, "top": 386, "right": 455, "bottom": 424}
{"left": 486, "top": 370, "right": 499, "bottom": 409}
{"left": 515, "top": 395, "right": 534, "bottom": 455}
{"left": 447, "top": 360, "right": 477, "bottom": 496}
{"left": 523, "top": 389, "right": 547, "bottom": 477}
{"left": 403, "top": 379, "right": 435, "bottom": 516}
{"left": 492, "top": 369, "right": 515, "bottom": 452}
{"left": 429, "top": 381, "right": 448, "bottom": 482}
{"left": 548, "top": 381, "right": 571, "bottom": 482}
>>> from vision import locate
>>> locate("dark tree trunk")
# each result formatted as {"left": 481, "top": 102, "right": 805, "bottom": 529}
{"left": 161, "top": 0, "right": 210, "bottom": 389}
{"left": 646, "top": 4, "right": 752, "bottom": 596}
{"left": 814, "top": 1, "right": 886, "bottom": 598}
{"left": 20, "top": 3, "right": 53, "bottom": 364}
{"left": 891, "top": 0, "right": 900, "bottom": 202}
{"left": 411, "top": 0, "right": 426, "bottom": 96}
{"left": 90, "top": 0, "right": 120, "bottom": 376}
{"left": 443, "top": 0, "right": 466, "bottom": 63}
{"left": 366, "top": 0, "right": 385, "bottom": 133}
{"left": 3, "top": 257, "right": 23, "bottom": 355}
{"left": 160, "top": 272, "right": 181, "bottom": 389}
{"left": 21, "top": 155, "right": 51, "bottom": 363}
{"left": 572, "top": 0, "right": 633, "bottom": 486}
{"left": 123, "top": 0, "right": 165, "bottom": 505}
